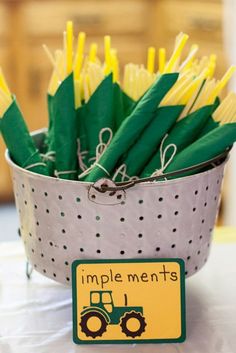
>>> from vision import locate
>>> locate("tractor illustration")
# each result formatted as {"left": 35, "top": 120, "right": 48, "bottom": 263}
{"left": 80, "top": 290, "right": 146, "bottom": 338}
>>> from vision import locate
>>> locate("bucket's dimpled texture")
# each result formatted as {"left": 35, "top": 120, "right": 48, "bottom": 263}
{"left": 11, "top": 161, "right": 225, "bottom": 285}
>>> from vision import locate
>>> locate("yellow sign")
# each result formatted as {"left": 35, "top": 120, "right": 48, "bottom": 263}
{"left": 72, "top": 259, "right": 185, "bottom": 344}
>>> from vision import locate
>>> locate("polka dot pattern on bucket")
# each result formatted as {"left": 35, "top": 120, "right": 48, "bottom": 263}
{"left": 12, "top": 160, "right": 226, "bottom": 285}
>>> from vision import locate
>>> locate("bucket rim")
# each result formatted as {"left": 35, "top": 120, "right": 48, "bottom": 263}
{"left": 5, "top": 128, "right": 229, "bottom": 189}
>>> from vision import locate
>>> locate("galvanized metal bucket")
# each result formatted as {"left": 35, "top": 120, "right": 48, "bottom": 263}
{"left": 6, "top": 130, "right": 228, "bottom": 285}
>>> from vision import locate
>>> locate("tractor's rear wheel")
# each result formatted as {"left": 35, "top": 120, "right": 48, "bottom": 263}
{"left": 80, "top": 311, "right": 108, "bottom": 338}
{"left": 120, "top": 311, "right": 146, "bottom": 338}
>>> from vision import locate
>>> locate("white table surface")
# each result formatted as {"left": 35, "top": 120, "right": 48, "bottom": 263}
{"left": 0, "top": 240, "right": 235, "bottom": 353}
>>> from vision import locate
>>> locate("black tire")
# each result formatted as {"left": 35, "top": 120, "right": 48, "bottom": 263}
{"left": 80, "top": 311, "right": 108, "bottom": 338}
{"left": 120, "top": 311, "right": 146, "bottom": 338}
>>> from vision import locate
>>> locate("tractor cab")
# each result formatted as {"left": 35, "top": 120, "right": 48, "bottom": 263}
{"left": 90, "top": 290, "right": 114, "bottom": 313}
{"left": 81, "top": 290, "right": 146, "bottom": 338}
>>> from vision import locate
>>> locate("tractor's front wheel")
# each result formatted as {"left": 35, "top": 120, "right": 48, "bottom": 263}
{"left": 80, "top": 311, "right": 108, "bottom": 338}
{"left": 120, "top": 311, "right": 146, "bottom": 338}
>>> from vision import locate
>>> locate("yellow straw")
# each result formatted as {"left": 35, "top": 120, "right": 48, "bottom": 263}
{"left": 218, "top": 99, "right": 236, "bottom": 124}
{"left": 74, "top": 32, "right": 86, "bottom": 80}
{"left": 162, "top": 76, "right": 192, "bottom": 106}
{"left": 42, "top": 45, "right": 63, "bottom": 82}
{"left": 0, "top": 86, "right": 12, "bottom": 105}
{"left": 66, "top": 21, "right": 73, "bottom": 75}
{"left": 213, "top": 92, "right": 235, "bottom": 123}
{"left": 209, "top": 54, "right": 217, "bottom": 64}
{"left": 104, "top": 35, "right": 112, "bottom": 75}
{"left": 89, "top": 43, "right": 98, "bottom": 62}
{"left": 170, "top": 76, "right": 194, "bottom": 104}
{"left": 123, "top": 64, "right": 130, "bottom": 94}
{"left": 62, "top": 31, "right": 67, "bottom": 78}
{"left": 56, "top": 50, "right": 65, "bottom": 81}
{"left": 147, "top": 47, "right": 156, "bottom": 74}
{"left": 74, "top": 79, "right": 81, "bottom": 108}
{"left": 88, "top": 63, "right": 104, "bottom": 91}
{"left": 207, "top": 65, "right": 236, "bottom": 104}
{"left": 79, "top": 74, "right": 84, "bottom": 102}
{"left": 178, "top": 80, "right": 205, "bottom": 119}
{"left": 0, "top": 68, "right": 11, "bottom": 97}
{"left": 179, "top": 44, "right": 199, "bottom": 72}
{"left": 164, "top": 33, "right": 189, "bottom": 73}
{"left": 195, "top": 56, "right": 209, "bottom": 75}
{"left": 207, "top": 54, "right": 217, "bottom": 78}
{"left": 179, "top": 77, "right": 203, "bottom": 105}
{"left": 87, "top": 64, "right": 97, "bottom": 93}
{"left": 0, "top": 88, "right": 11, "bottom": 117}
{"left": 48, "top": 50, "right": 64, "bottom": 95}
{"left": 42, "top": 44, "right": 56, "bottom": 68}
{"left": 219, "top": 101, "right": 236, "bottom": 124}
{"left": 214, "top": 92, "right": 234, "bottom": 117}
{"left": 161, "top": 71, "right": 191, "bottom": 105}
{"left": 158, "top": 48, "right": 166, "bottom": 73}
{"left": 191, "top": 79, "right": 216, "bottom": 111}
{"left": 110, "top": 49, "right": 119, "bottom": 82}
{"left": 48, "top": 70, "right": 58, "bottom": 95}
{"left": 179, "top": 68, "right": 209, "bottom": 105}
{"left": 83, "top": 74, "right": 90, "bottom": 102}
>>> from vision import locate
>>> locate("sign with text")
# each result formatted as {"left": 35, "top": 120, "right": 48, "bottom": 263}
{"left": 72, "top": 259, "right": 185, "bottom": 344}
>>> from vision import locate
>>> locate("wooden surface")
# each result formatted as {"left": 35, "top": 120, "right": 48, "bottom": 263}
{"left": 0, "top": 0, "right": 227, "bottom": 201}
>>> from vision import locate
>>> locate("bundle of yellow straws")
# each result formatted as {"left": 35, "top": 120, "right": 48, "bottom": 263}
{"left": 42, "top": 21, "right": 235, "bottom": 114}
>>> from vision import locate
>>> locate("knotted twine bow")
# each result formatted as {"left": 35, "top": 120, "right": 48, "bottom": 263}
{"left": 78, "top": 127, "right": 113, "bottom": 179}
{"left": 112, "top": 164, "right": 139, "bottom": 182}
{"left": 24, "top": 150, "right": 47, "bottom": 171}
{"left": 151, "top": 134, "right": 177, "bottom": 178}
{"left": 41, "top": 151, "right": 55, "bottom": 163}
{"left": 77, "top": 139, "right": 88, "bottom": 172}
{"left": 112, "top": 135, "right": 177, "bottom": 182}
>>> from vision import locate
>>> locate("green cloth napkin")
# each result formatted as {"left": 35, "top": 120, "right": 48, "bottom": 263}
{"left": 197, "top": 97, "right": 220, "bottom": 137}
{"left": 45, "top": 94, "right": 56, "bottom": 176}
{"left": 84, "top": 72, "right": 179, "bottom": 182}
{"left": 141, "top": 104, "right": 215, "bottom": 178}
{"left": 113, "top": 82, "right": 135, "bottom": 130}
{"left": 0, "top": 98, "right": 48, "bottom": 175}
{"left": 83, "top": 74, "right": 114, "bottom": 166}
{"left": 77, "top": 79, "right": 134, "bottom": 173}
{"left": 122, "top": 89, "right": 135, "bottom": 118}
{"left": 76, "top": 103, "right": 89, "bottom": 171}
{"left": 47, "top": 94, "right": 54, "bottom": 142}
{"left": 114, "top": 104, "right": 184, "bottom": 181}
{"left": 53, "top": 73, "right": 78, "bottom": 180}
{"left": 198, "top": 117, "right": 219, "bottom": 137}
{"left": 164, "top": 123, "right": 236, "bottom": 177}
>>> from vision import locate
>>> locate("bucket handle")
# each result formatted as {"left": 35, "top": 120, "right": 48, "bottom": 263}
{"left": 92, "top": 149, "right": 229, "bottom": 193}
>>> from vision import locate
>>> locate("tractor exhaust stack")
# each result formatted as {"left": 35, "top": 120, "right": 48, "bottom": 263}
{"left": 124, "top": 293, "right": 128, "bottom": 306}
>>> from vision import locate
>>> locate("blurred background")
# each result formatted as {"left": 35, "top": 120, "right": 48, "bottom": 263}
{"left": 0, "top": 0, "right": 235, "bottom": 240}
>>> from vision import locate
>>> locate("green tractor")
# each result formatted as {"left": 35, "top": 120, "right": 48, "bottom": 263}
{"left": 80, "top": 290, "right": 146, "bottom": 338}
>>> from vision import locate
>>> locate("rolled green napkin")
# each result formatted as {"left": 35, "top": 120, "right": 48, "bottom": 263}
{"left": 45, "top": 93, "right": 56, "bottom": 176}
{"left": 76, "top": 103, "right": 89, "bottom": 172}
{"left": 53, "top": 73, "right": 78, "bottom": 180}
{"left": 164, "top": 123, "right": 236, "bottom": 177}
{"left": 47, "top": 93, "right": 54, "bottom": 142}
{"left": 0, "top": 98, "right": 48, "bottom": 175}
{"left": 141, "top": 104, "right": 215, "bottom": 178}
{"left": 122, "top": 89, "right": 135, "bottom": 118}
{"left": 113, "top": 82, "right": 135, "bottom": 130}
{"left": 114, "top": 104, "right": 184, "bottom": 181}
{"left": 83, "top": 74, "right": 114, "bottom": 166}
{"left": 83, "top": 72, "right": 179, "bottom": 182}
{"left": 198, "top": 118, "right": 219, "bottom": 137}
{"left": 77, "top": 79, "right": 134, "bottom": 173}
{"left": 197, "top": 97, "right": 220, "bottom": 137}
